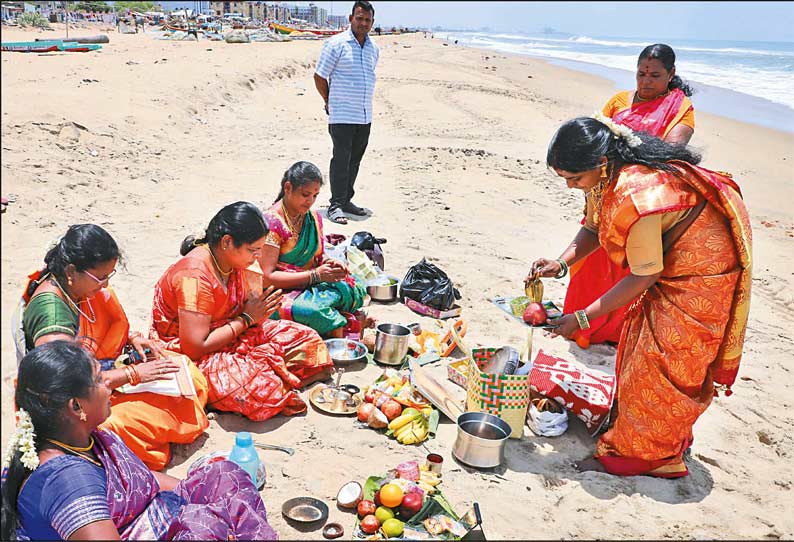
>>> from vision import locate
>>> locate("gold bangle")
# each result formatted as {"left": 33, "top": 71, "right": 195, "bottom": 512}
{"left": 574, "top": 310, "right": 590, "bottom": 330}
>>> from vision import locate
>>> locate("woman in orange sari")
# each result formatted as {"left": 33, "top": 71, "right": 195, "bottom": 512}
{"left": 530, "top": 117, "right": 751, "bottom": 477}
{"left": 14, "top": 224, "right": 209, "bottom": 470}
{"left": 151, "top": 201, "right": 333, "bottom": 421}
{"left": 566, "top": 44, "right": 696, "bottom": 346}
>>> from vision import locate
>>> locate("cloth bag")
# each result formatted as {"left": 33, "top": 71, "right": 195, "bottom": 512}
{"left": 400, "top": 258, "right": 461, "bottom": 311}
{"left": 465, "top": 348, "right": 531, "bottom": 438}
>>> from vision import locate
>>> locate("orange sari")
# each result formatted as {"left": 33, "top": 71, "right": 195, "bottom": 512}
{"left": 150, "top": 251, "right": 333, "bottom": 421}
{"left": 565, "top": 89, "right": 695, "bottom": 345}
{"left": 594, "top": 163, "right": 751, "bottom": 477}
{"left": 19, "top": 273, "right": 210, "bottom": 471}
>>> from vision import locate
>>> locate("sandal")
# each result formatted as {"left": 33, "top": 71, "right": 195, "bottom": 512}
{"left": 327, "top": 206, "right": 348, "bottom": 225}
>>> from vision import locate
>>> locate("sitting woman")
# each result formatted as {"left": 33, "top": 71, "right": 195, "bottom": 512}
{"left": 259, "top": 161, "right": 366, "bottom": 338}
{"left": 150, "top": 201, "right": 333, "bottom": 421}
{"left": 0, "top": 341, "right": 277, "bottom": 541}
{"left": 13, "top": 224, "right": 209, "bottom": 471}
{"left": 531, "top": 117, "right": 751, "bottom": 477}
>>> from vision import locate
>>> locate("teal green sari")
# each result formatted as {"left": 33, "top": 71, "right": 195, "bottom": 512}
{"left": 269, "top": 210, "right": 366, "bottom": 336}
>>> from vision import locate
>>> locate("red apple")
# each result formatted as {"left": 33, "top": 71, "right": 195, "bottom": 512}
{"left": 360, "top": 514, "right": 380, "bottom": 534}
{"left": 358, "top": 499, "right": 376, "bottom": 517}
{"left": 398, "top": 492, "right": 423, "bottom": 520}
{"left": 373, "top": 489, "right": 382, "bottom": 507}
{"left": 523, "top": 302, "right": 547, "bottom": 326}
{"left": 364, "top": 390, "right": 375, "bottom": 403}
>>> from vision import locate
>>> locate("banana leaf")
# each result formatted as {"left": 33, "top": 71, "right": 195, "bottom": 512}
{"left": 353, "top": 475, "right": 461, "bottom": 539}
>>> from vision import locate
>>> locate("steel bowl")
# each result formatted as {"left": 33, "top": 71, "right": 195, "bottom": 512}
{"left": 452, "top": 412, "right": 512, "bottom": 468}
{"left": 366, "top": 276, "right": 400, "bottom": 302}
{"left": 324, "top": 338, "right": 368, "bottom": 364}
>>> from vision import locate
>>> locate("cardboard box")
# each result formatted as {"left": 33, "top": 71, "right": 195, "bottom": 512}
{"left": 404, "top": 297, "right": 462, "bottom": 319}
{"left": 447, "top": 359, "right": 469, "bottom": 389}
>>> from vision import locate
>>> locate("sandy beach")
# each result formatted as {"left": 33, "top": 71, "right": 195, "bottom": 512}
{"left": 2, "top": 24, "right": 793, "bottom": 539}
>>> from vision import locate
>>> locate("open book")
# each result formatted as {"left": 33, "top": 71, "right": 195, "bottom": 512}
{"left": 117, "top": 351, "right": 197, "bottom": 398}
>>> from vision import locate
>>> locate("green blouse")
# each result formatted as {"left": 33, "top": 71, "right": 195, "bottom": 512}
{"left": 23, "top": 292, "right": 78, "bottom": 351}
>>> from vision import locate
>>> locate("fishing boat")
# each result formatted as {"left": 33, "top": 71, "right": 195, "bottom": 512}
{"left": 269, "top": 22, "right": 341, "bottom": 37}
{"left": 1, "top": 40, "right": 102, "bottom": 53}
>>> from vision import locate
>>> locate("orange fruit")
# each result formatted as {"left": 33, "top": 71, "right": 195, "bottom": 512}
{"left": 575, "top": 334, "right": 590, "bottom": 349}
{"left": 379, "top": 483, "right": 403, "bottom": 508}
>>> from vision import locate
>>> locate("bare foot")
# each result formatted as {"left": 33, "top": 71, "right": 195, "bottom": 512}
{"left": 574, "top": 457, "right": 607, "bottom": 473}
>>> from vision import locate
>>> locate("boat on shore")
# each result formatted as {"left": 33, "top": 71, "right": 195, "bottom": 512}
{"left": 269, "top": 22, "right": 341, "bottom": 37}
{"left": 1, "top": 40, "right": 102, "bottom": 53}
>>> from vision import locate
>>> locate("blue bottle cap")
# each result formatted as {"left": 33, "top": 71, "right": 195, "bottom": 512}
{"left": 235, "top": 431, "right": 252, "bottom": 447}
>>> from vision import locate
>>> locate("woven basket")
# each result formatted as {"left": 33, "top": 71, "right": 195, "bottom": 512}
{"left": 465, "top": 348, "right": 531, "bottom": 438}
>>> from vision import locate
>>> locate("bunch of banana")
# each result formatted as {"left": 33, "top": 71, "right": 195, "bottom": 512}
{"left": 417, "top": 469, "right": 441, "bottom": 494}
{"left": 524, "top": 276, "right": 544, "bottom": 303}
{"left": 389, "top": 410, "right": 430, "bottom": 445}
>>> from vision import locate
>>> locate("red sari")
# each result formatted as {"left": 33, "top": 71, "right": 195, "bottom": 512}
{"left": 150, "top": 250, "right": 333, "bottom": 421}
{"left": 565, "top": 89, "right": 695, "bottom": 345}
{"left": 593, "top": 163, "right": 751, "bottom": 477}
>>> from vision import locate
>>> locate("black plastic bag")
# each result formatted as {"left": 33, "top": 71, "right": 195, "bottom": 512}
{"left": 351, "top": 231, "right": 386, "bottom": 270}
{"left": 400, "top": 258, "right": 461, "bottom": 311}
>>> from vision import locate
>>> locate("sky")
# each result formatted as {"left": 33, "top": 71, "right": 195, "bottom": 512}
{"left": 154, "top": 1, "right": 794, "bottom": 43}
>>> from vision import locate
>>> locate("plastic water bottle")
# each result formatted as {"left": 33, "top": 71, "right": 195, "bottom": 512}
{"left": 228, "top": 432, "right": 260, "bottom": 484}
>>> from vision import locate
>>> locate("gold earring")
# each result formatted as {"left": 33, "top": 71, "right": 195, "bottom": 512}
{"left": 79, "top": 411, "right": 87, "bottom": 422}
{"left": 600, "top": 165, "right": 608, "bottom": 180}
{"left": 68, "top": 278, "right": 73, "bottom": 286}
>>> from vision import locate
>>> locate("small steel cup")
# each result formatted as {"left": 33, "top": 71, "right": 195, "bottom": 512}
{"left": 332, "top": 390, "right": 352, "bottom": 412}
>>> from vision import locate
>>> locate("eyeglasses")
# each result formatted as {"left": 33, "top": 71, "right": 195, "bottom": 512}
{"left": 83, "top": 268, "right": 117, "bottom": 285}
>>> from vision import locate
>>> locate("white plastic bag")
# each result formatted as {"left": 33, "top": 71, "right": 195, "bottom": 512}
{"left": 527, "top": 399, "right": 568, "bottom": 437}
{"left": 324, "top": 239, "right": 350, "bottom": 265}
{"left": 346, "top": 245, "right": 381, "bottom": 282}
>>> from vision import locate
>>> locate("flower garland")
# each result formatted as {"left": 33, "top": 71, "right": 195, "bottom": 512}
{"left": 2, "top": 409, "right": 39, "bottom": 471}
{"left": 592, "top": 111, "right": 643, "bottom": 148}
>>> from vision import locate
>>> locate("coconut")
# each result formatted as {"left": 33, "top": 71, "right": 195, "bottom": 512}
{"left": 336, "top": 481, "right": 363, "bottom": 509}
{"left": 367, "top": 407, "right": 389, "bottom": 429}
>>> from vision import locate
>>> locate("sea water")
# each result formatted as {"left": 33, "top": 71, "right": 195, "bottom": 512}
{"left": 438, "top": 31, "right": 794, "bottom": 132}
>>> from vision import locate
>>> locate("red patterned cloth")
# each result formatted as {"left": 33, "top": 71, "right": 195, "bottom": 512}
{"left": 530, "top": 350, "right": 616, "bottom": 435}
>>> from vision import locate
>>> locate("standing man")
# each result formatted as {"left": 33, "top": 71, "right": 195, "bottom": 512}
{"left": 314, "top": 1, "right": 379, "bottom": 225}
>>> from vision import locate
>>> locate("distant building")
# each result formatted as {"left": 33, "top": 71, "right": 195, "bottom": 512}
{"left": 290, "top": 3, "right": 326, "bottom": 26}
{"left": 327, "top": 14, "right": 347, "bottom": 29}
{"left": 1, "top": 1, "right": 24, "bottom": 20}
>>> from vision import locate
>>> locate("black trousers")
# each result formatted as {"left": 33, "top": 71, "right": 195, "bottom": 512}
{"left": 328, "top": 123, "right": 371, "bottom": 208}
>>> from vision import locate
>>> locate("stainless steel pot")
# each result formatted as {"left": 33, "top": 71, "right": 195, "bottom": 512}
{"left": 452, "top": 412, "right": 511, "bottom": 468}
{"left": 366, "top": 277, "right": 400, "bottom": 302}
{"left": 373, "top": 323, "right": 411, "bottom": 365}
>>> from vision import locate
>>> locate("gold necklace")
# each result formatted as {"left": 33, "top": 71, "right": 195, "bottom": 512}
{"left": 46, "top": 437, "right": 102, "bottom": 467}
{"left": 50, "top": 277, "right": 96, "bottom": 323}
{"left": 634, "top": 89, "right": 669, "bottom": 103}
{"left": 281, "top": 201, "right": 304, "bottom": 235}
{"left": 206, "top": 246, "right": 233, "bottom": 277}
{"left": 47, "top": 436, "right": 94, "bottom": 452}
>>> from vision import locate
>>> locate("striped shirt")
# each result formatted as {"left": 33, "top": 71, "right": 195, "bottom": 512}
{"left": 315, "top": 28, "right": 379, "bottom": 125}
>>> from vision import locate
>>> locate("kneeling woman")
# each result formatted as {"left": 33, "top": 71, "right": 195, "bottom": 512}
{"left": 14, "top": 224, "right": 208, "bottom": 471}
{"left": 531, "top": 117, "right": 751, "bottom": 477}
{"left": 150, "top": 201, "right": 333, "bottom": 421}
{"left": 260, "top": 161, "right": 366, "bottom": 337}
{"left": 1, "top": 341, "right": 277, "bottom": 540}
